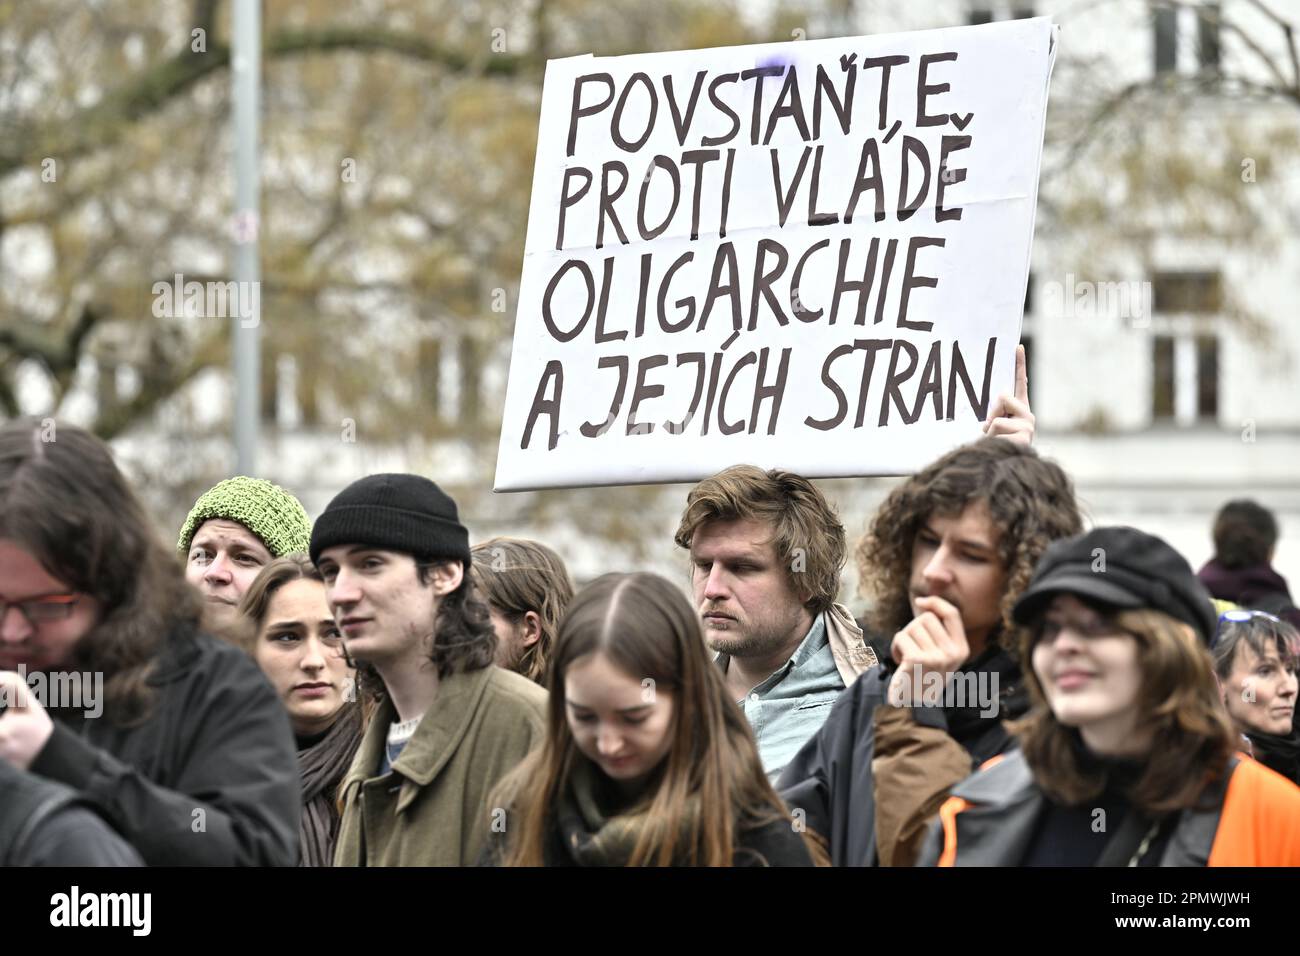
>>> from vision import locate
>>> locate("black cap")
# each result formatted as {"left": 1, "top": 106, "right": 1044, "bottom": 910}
{"left": 1012, "top": 526, "right": 1217, "bottom": 646}
{"left": 310, "top": 473, "right": 471, "bottom": 568}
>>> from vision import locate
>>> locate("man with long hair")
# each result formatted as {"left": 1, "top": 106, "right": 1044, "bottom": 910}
{"left": 470, "top": 537, "right": 575, "bottom": 685}
{"left": 778, "top": 438, "right": 1082, "bottom": 866}
{"left": 675, "top": 466, "right": 878, "bottom": 781}
{"left": 311, "top": 474, "right": 547, "bottom": 866}
{"left": 0, "top": 418, "right": 299, "bottom": 865}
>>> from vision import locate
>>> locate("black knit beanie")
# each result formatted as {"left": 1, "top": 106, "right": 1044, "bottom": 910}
{"left": 309, "top": 473, "right": 471, "bottom": 568}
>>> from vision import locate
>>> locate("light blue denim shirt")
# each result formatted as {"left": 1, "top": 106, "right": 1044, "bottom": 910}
{"left": 715, "top": 613, "right": 846, "bottom": 782}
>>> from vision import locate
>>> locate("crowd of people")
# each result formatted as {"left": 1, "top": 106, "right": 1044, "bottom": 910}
{"left": 2, "top": 357, "right": 1299, "bottom": 866}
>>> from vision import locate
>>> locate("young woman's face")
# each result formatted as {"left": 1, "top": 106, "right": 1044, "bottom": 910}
{"left": 254, "top": 578, "right": 353, "bottom": 737}
{"left": 1222, "top": 640, "right": 1298, "bottom": 737}
{"left": 1031, "top": 594, "right": 1146, "bottom": 754}
{"left": 564, "top": 650, "right": 675, "bottom": 791}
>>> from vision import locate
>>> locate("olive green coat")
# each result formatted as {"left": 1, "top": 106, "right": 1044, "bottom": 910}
{"left": 333, "top": 665, "right": 547, "bottom": 866}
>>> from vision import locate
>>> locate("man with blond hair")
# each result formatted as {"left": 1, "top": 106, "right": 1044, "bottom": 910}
{"left": 675, "top": 465, "right": 877, "bottom": 780}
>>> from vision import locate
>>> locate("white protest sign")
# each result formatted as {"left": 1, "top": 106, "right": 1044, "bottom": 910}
{"left": 496, "top": 18, "right": 1057, "bottom": 491}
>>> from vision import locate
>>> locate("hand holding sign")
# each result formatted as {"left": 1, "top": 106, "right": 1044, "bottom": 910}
{"left": 981, "top": 343, "right": 1034, "bottom": 446}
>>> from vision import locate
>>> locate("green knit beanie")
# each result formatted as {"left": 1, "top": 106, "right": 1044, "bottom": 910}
{"left": 177, "top": 476, "right": 312, "bottom": 558}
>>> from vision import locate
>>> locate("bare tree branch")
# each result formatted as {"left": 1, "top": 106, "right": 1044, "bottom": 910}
{"left": 1244, "top": 0, "right": 1300, "bottom": 95}
{"left": 90, "top": 331, "right": 225, "bottom": 440}
{"left": 0, "top": 27, "right": 533, "bottom": 177}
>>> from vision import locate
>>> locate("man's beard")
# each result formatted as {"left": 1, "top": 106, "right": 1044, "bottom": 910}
{"left": 705, "top": 616, "right": 801, "bottom": 660}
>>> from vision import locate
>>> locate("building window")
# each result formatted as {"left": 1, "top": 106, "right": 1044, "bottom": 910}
{"left": 1153, "top": 335, "right": 1176, "bottom": 420}
{"left": 969, "top": 2, "right": 1033, "bottom": 24}
{"left": 1150, "top": 271, "right": 1221, "bottom": 426}
{"left": 296, "top": 352, "right": 319, "bottom": 426}
{"left": 459, "top": 336, "right": 482, "bottom": 430}
{"left": 1155, "top": 4, "right": 1221, "bottom": 77}
{"left": 1154, "top": 5, "right": 1178, "bottom": 74}
{"left": 1196, "top": 334, "right": 1218, "bottom": 419}
{"left": 260, "top": 351, "right": 279, "bottom": 424}
{"left": 418, "top": 338, "right": 441, "bottom": 422}
{"left": 1197, "top": 4, "right": 1221, "bottom": 72}
{"left": 1153, "top": 271, "right": 1221, "bottom": 313}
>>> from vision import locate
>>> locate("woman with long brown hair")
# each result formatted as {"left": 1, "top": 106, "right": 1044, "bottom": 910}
{"left": 925, "top": 527, "right": 1300, "bottom": 867}
{"left": 486, "top": 572, "right": 824, "bottom": 866}
{"left": 238, "top": 555, "right": 364, "bottom": 866}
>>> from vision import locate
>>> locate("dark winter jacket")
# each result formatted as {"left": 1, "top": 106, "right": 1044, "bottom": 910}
{"left": 28, "top": 626, "right": 300, "bottom": 866}
{"left": 496, "top": 815, "right": 816, "bottom": 867}
{"left": 921, "top": 748, "right": 1300, "bottom": 866}
{"left": 1197, "top": 559, "right": 1300, "bottom": 629}
{"left": 481, "top": 760, "right": 815, "bottom": 867}
{"left": 1246, "top": 730, "right": 1300, "bottom": 787}
{"left": 0, "top": 760, "right": 142, "bottom": 866}
{"left": 777, "top": 644, "right": 1027, "bottom": 866}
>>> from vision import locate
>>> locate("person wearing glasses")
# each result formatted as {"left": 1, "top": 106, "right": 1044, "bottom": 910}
{"left": 922, "top": 527, "right": 1300, "bottom": 867}
{"left": 0, "top": 418, "right": 300, "bottom": 865}
{"left": 1213, "top": 609, "right": 1300, "bottom": 786}
{"left": 238, "top": 555, "right": 364, "bottom": 866}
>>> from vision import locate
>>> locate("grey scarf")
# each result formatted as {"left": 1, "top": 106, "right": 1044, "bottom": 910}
{"left": 297, "top": 704, "right": 363, "bottom": 867}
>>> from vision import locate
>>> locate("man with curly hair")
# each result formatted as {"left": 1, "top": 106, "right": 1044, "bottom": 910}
{"left": 778, "top": 433, "right": 1082, "bottom": 866}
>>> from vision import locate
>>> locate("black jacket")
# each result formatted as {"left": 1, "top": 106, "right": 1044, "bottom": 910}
{"left": 1247, "top": 730, "right": 1300, "bottom": 786}
{"left": 1197, "top": 559, "right": 1300, "bottom": 629}
{"left": 0, "top": 760, "right": 142, "bottom": 866}
{"left": 917, "top": 748, "right": 1300, "bottom": 867}
{"left": 777, "top": 648, "right": 1026, "bottom": 866}
{"left": 481, "top": 816, "right": 815, "bottom": 867}
{"left": 29, "top": 626, "right": 300, "bottom": 866}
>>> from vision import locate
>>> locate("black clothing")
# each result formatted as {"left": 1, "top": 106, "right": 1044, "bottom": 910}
{"left": 777, "top": 644, "right": 1027, "bottom": 866}
{"left": 0, "top": 759, "right": 142, "bottom": 866}
{"left": 29, "top": 626, "right": 300, "bottom": 866}
{"left": 1246, "top": 729, "right": 1300, "bottom": 786}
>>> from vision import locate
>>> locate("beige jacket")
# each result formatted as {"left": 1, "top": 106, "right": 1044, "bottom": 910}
{"left": 334, "top": 665, "right": 547, "bottom": 867}
{"left": 825, "top": 602, "right": 880, "bottom": 684}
